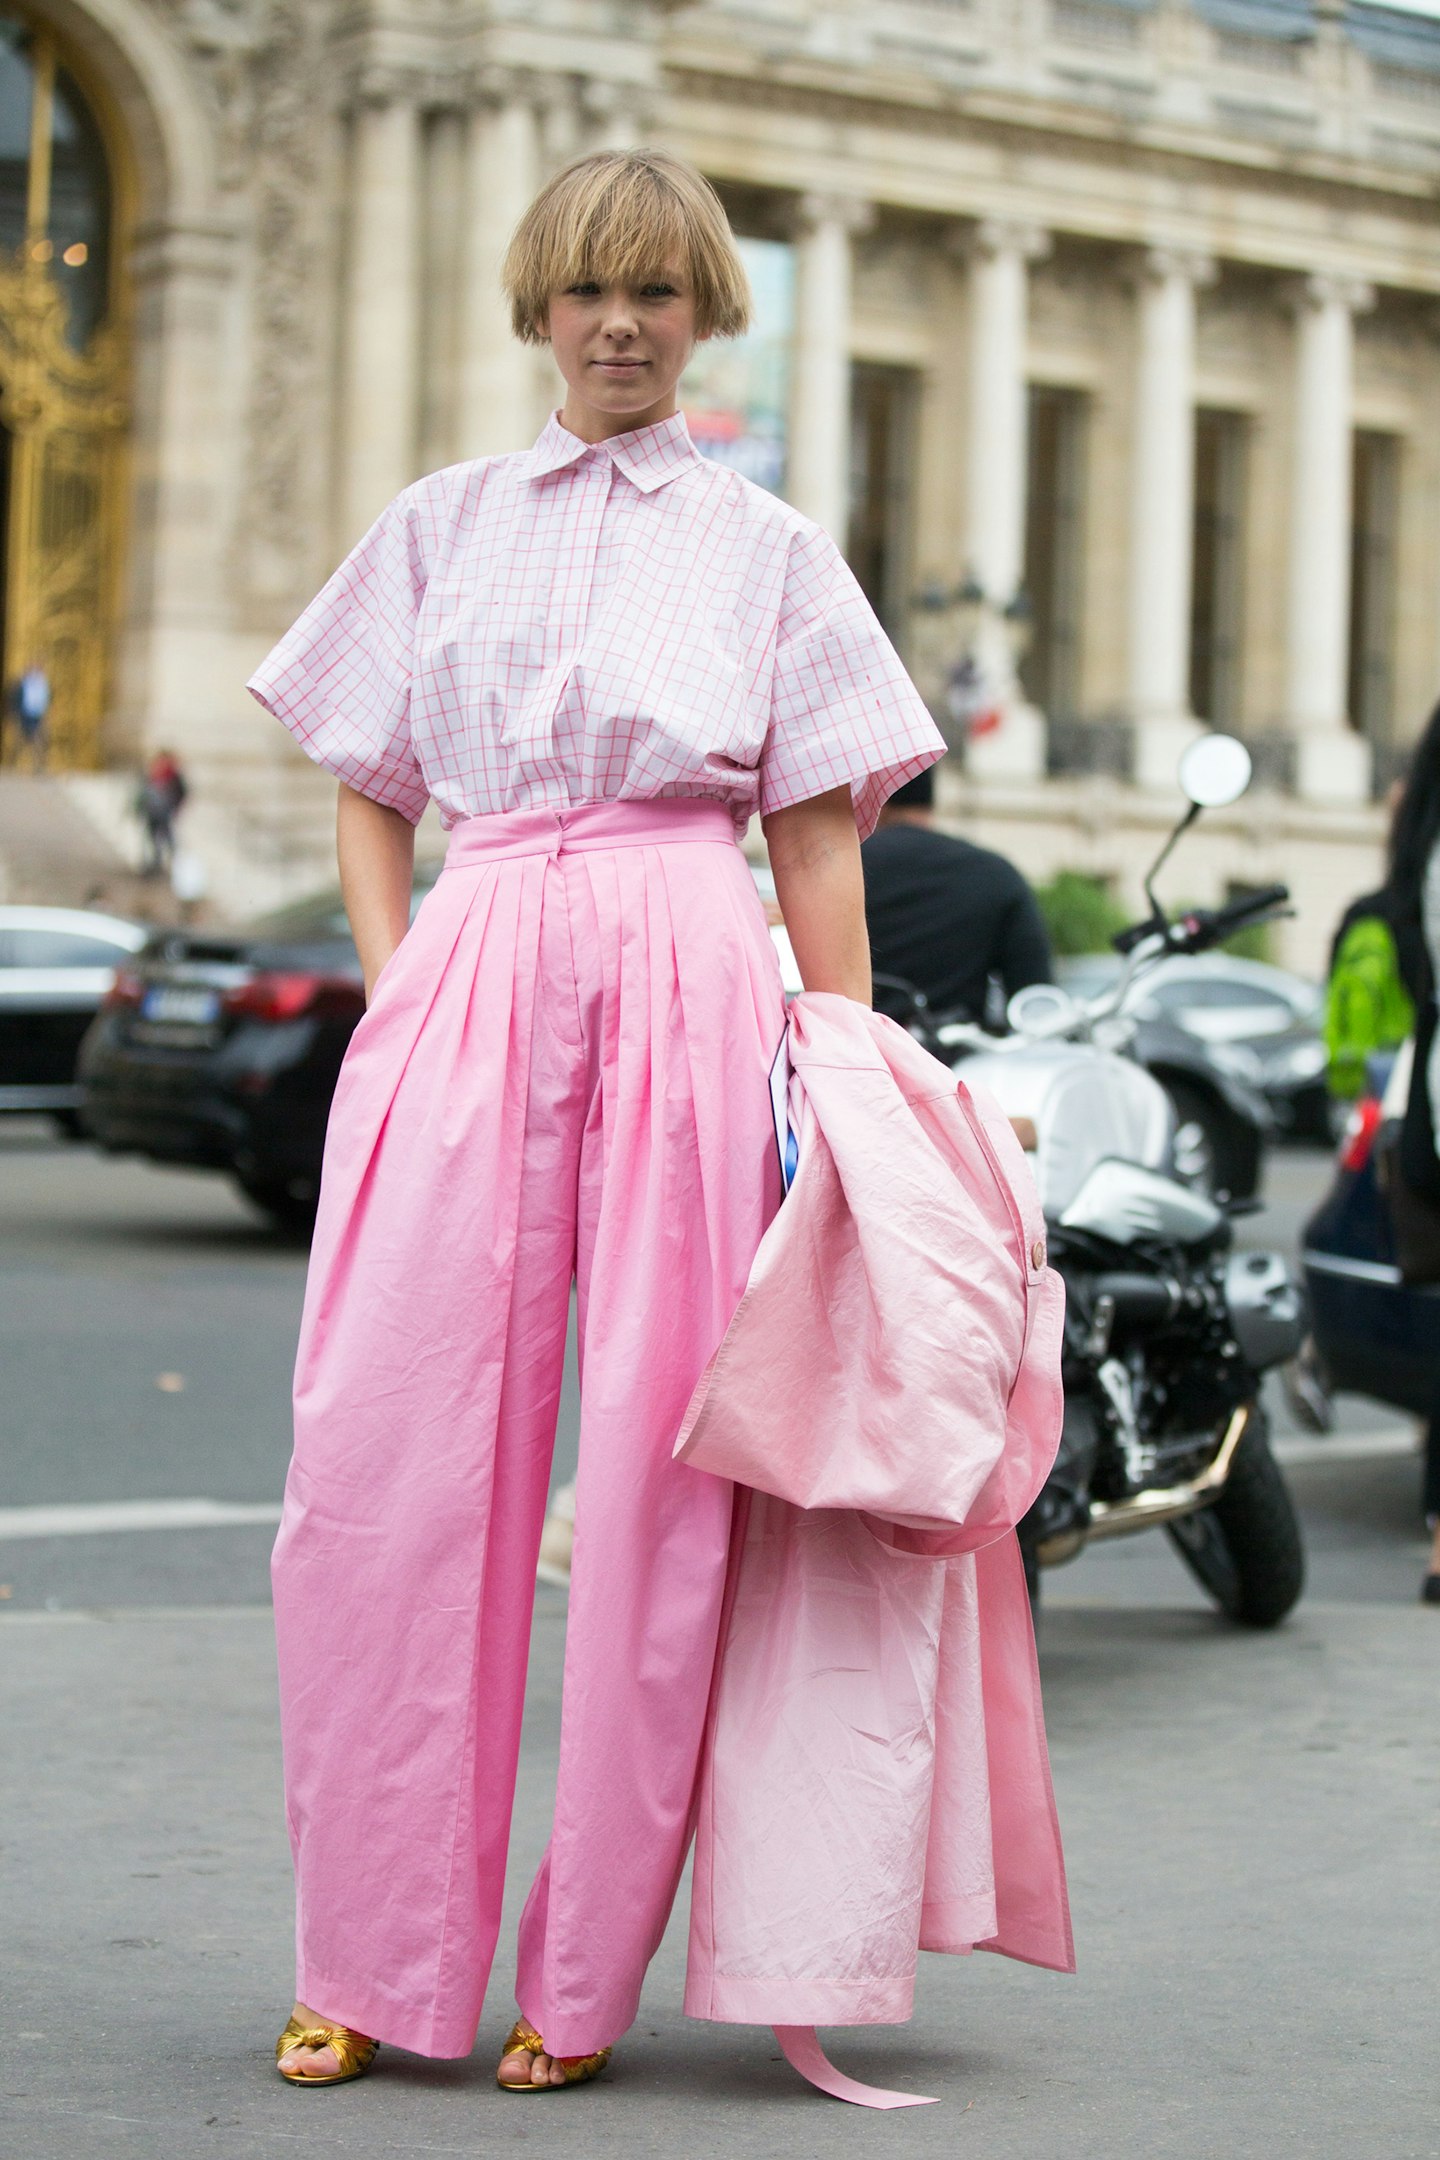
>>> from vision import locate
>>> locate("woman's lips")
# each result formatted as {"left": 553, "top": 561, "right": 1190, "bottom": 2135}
{"left": 593, "top": 358, "right": 647, "bottom": 373}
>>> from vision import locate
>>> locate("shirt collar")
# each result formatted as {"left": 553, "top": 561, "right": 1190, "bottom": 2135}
{"left": 526, "top": 409, "right": 702, "bottom": 493}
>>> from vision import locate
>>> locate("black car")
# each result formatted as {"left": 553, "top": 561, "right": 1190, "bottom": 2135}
{"left": 1, "top": 904, "right": 148, "bottom": 1128}
{"left": 78, "top": 882, "right": 434, "bottom": 1227}
{"left": 1302, "top": 1059, "right": 1439, "bottom": 1422}
{"left": 1060, "top": 951, "right": 1328, "bottom": 1141}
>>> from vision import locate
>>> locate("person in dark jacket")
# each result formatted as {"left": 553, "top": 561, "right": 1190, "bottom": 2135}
{"left": 861, "top": 766, "right": 1052, "bottom": 1025}
{"left": 1384, "top": 700, "right": 1440, "bottom": 1602}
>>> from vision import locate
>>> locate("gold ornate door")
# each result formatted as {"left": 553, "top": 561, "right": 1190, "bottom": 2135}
{"left": 0, "top": 18, "right": 126, "bottom": 770}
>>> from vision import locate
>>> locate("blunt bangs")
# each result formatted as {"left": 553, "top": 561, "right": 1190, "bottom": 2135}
{"left": 502, "top": 151, "right": 753, "bottom": 345}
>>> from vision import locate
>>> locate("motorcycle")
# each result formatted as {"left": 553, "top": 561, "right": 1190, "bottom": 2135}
{"left": 881, "top": 734, "right": 1308, "bottom": 1625}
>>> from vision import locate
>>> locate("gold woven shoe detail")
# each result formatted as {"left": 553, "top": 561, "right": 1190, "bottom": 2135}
{"left": 496, "top": 2015, "right": 612, "bottom": 2093}
{"left": 275, "top": 2014, "right": 379, "bottom": 2087}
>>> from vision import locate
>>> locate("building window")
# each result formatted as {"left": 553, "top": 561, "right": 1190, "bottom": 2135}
{"left": 1021, "top": 385, "right": 1086, "bottom": 719}
{"left": 1189, "top": 408, "right": 1247, "bottom": 729}
{"left": 1348, "top": 430, "right": 1399, "bottom": 744}
{"left": 847, "top": 361, "right": 917, "bottom": 642}
{"left": 0, "top": 22, "right": 112, "bottom": 352}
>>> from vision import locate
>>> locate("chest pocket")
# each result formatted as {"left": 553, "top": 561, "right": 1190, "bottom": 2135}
{"left": 583, "top": 583, "right": 756, "bottom": 764}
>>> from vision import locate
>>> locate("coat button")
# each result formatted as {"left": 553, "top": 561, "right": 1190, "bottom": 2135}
{"left": 1030, "top": 1238, "right": 1046, "bottom": 1270}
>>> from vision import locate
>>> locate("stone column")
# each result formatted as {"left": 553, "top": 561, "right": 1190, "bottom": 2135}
{"left": 336, "top": 79, "right": 422, "bottom": 547}
{"left": 580, "top": 78, "right": 649, "bottom": 152}
{"left": 962, "top": 218, "right": 1049, "bottom": 781}
{"left": 1127, "top": 247, "right": 1214, "bottom": 791}
{"left": 1284, "top": 273, "right": 1375, "bottom": 804}
{"left": 787, "top": 191, "right": 872, "bottom": 542}
{"left": 121, "top": 219, "right": 239, "bottom": 764}
{"left": 458, "top": 71, "right": 541, "bottom": 459}
{"left": 418, "top": 103, "right": 467, "bottom": 474}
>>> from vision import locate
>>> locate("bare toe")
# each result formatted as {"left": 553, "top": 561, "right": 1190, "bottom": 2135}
{"left": 280, "top": 2043, "right": 342, "bottom": 2079}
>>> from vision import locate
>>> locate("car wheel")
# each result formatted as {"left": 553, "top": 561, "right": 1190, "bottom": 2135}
{"left": 1163, "top": 1077, "right": 1252, "bottom": 1203}
{"left": 234, "top": 1171, "right": 319, "bottom": 1235}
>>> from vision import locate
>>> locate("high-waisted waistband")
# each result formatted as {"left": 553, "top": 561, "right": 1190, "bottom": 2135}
{"left": 443, "top": 798, "right": 738, "bottom": 868}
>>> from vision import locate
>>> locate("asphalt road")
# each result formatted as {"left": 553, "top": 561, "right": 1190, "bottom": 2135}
{"left": 3, "top": 1125, "right": 1437, "bottom": 2159}
{"left": 0, "top": 1124, "right": 1425, "bottom": 1612}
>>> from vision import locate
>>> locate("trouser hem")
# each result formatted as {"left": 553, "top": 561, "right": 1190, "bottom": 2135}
{"left": 294, "top": 1967, "right": 481, "bottom": 2061}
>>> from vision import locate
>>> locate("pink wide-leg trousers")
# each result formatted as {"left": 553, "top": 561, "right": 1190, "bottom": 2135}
{"left": 273, "top": 799, "right": 785, "bottom": 2059}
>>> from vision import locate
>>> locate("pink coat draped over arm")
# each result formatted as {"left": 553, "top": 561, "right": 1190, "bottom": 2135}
{"left": 676, "top": 994, "right": 1075, "bottom": 2030}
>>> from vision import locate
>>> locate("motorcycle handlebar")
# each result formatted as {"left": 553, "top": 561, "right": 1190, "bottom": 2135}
{"left": 1168, "top": 883, "right": 1291, "bottom": 953}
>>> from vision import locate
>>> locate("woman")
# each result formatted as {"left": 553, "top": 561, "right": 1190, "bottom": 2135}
{"left": 1387, "top": 699, "right": 1440, "bottom": 1602}
{"left": 247, "top": 150, "right": 944, "bottom": 2091}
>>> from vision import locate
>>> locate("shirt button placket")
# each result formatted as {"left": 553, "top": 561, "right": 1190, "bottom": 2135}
{"left": 541, "top": 455, "right": 609, "bottom": 794}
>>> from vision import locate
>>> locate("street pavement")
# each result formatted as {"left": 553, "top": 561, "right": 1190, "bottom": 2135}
{"left": 3, "top": 1126, "right": 1437, "bottom": 2158}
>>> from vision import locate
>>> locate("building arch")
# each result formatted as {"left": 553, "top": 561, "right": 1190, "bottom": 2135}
{"left": 28, "top": 0, "right": 219, "bottom": 229}
{"left": 0, "top": 1, "right": 232, "bottom": 770}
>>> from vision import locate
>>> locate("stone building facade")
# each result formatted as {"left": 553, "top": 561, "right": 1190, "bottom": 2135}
{"left": 8, "top": 0, "right": 1440, "bottom": 959}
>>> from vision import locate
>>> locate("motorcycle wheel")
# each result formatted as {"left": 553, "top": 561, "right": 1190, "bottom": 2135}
{"left": 1166, "top": 1410, "right": 1305, "bottom": 1627}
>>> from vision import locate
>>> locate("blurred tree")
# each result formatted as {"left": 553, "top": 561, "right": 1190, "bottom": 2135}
{"left": 1035, "top": 870, "right": 1130, "bottom": 955}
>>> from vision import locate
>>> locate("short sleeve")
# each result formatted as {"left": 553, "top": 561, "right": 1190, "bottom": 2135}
{"left": 759, "top": 522, "right": 945, "bottom": 840}
{"left": 246, "top": 492, "right": 430, "bottom": 825}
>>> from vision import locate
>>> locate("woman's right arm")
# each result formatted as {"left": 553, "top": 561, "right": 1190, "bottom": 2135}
{"left": 337, "top": 782, "right": 415, "bottom": 1002}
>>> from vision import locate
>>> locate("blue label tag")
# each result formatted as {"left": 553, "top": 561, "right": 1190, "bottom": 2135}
{"left": 768, "top": 1030, "right": 799, "bottom": 1193}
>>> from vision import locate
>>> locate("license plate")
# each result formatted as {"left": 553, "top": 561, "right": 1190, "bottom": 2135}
{"left": 140, "top": 984, "right": 221, "bottom": 1025}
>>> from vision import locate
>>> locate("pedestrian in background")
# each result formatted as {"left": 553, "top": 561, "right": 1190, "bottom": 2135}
{"left": 10, "top": 661, "right": 51, "bottom": 767}
{"left": 1381, "top": 697, "right": 1440, "bottom": 1600}
{"left": 1322, "top": 882, "right": 1416, "bottom": 1106}
{"left": 862, "top": 764, "right": 1052, "bottom": 1025}
{"left": 135, "top": 748, "right": 187, "bottom": 877}
{"left": 248, "top": 150, "right": 944, "bottom": 2098}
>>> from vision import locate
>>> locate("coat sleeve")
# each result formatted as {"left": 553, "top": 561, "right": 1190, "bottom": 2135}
{"left": 246, "top": 491, "right": 431, "bottom": 825}
{"left": 759, "top": 521, "right": 944, "bottom": 841}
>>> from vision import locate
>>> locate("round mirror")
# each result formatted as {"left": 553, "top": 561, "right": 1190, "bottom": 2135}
{"left": 1178, "top": 733, "right": 1252, "bottom": 809}
{"left": 1007, "top": 982, "right": 1082, "bottom": 1038}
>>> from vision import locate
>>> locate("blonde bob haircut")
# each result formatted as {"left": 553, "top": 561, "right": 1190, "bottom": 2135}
{"left": 502, "top": 150, "right": 752, "bottom": 345}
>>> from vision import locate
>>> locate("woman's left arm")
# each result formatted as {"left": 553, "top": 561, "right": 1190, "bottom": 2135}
{"left": 762, "top": 785, "right": 871, "bottom": 1005}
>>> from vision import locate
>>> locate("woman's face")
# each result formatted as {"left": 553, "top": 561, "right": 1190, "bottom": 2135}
{"left": 544, "top": 265, "right": 700, "bottom": 441}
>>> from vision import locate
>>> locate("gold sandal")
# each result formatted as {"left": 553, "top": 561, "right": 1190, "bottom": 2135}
{"left": 275, "top": 2013, "right": 379, "bottom": 2087}
{"left": 496, "top": 2016, "right": 611, "bottom": 2093}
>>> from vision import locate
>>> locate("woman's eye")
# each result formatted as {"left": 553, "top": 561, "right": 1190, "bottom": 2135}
{"left": 567, "top": 282, "right": 601, "bottom": 297}
{"left": 641, "top": 283, "right": 677, "bottom": 299}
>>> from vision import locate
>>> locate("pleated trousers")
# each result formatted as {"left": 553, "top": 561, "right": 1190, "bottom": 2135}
{"left": 272, "top": 798, "right": 785, "bottom": 2059}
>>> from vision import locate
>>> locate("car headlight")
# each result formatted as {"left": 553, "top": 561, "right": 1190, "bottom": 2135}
{"left": 1262, "top": 1038, "right": 1328, "bottom": 1083}
{"left": 1206, "top": 1040, "right": 1264, "bottom": 1083}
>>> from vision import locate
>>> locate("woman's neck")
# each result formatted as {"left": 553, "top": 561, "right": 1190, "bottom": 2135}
{"left": 557, "top": 391, "right": 679, "bottom": 445}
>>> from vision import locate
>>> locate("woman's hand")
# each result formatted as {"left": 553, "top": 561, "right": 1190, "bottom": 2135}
{"left": 762, "top": 786, "right": 871, "bottom": 1006}
{"left": 336, "top": 784, "right": 416, "bottom": 1002}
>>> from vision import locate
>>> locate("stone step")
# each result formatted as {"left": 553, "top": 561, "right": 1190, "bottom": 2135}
{"left": 3, "top": 764, "right": 447, "bottom": 929}
{"left": 0, "top": 774, "right": 149, "bottom": 915}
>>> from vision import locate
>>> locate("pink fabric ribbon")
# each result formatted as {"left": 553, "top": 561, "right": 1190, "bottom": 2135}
{"left": 774, "top": 2026, "right": 938, "bottom": 2109}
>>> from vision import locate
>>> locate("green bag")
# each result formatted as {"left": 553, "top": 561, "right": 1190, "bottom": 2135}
{"left": 1324, "top": 912, "right": 1414, "bottom": 1101}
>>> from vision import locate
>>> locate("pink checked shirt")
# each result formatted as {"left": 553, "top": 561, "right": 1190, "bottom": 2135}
{"left": 248, "top": 411, "right": 943, "bottom": 839}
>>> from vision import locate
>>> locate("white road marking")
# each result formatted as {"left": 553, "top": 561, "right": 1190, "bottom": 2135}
{"left": 0, "top": 1429, "right": 1418, "bottom": 1545}
{"left": 1272, "top": 1427, "right": 1418, "bottom": 1467}
{"left": 0, "top": 1498, "right": 282, "bottom": 1541}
